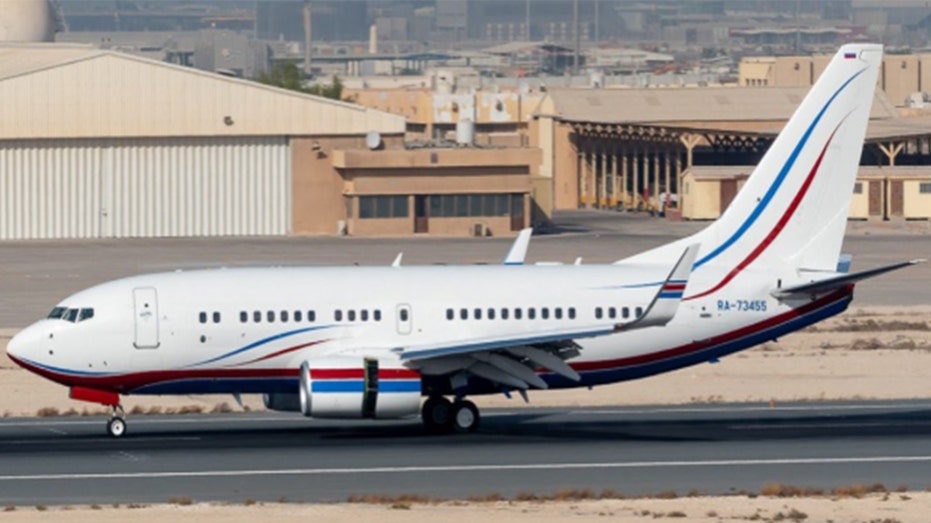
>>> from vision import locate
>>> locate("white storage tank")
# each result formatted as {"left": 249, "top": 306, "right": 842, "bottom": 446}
{"left": 0, "top": 0, "right": 56, "bottom": 42}
{"left": 456, "top": 118, "right": 475, "bottom": 146}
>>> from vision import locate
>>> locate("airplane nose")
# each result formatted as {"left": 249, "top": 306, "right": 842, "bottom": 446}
{"left": 6, "top": 330, "right": 23, "bottom": 360}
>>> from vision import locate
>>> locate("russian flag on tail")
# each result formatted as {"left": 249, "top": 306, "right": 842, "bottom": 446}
{"left": 844, "top": 52, "right": 857, "bottom": 59}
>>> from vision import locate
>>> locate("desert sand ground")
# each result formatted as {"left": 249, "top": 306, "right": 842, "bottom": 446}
{"left": 2, "top": 493, "right": 930, "bottom": 523}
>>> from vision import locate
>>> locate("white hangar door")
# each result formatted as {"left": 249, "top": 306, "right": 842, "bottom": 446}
{"left": 0, "top": 137, "right": 290, "bottom": 240}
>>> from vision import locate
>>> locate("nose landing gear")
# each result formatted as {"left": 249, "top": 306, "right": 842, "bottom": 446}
{"left": 107, "top": 405, "right": 127, "bottom": 438}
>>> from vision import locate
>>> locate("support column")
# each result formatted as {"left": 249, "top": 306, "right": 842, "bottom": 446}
{"left": 631, "top": 147, "right": 640, "bottom": 211}
{"left": 878, "top": 141, "right": 905, "bottom": 166}
{"left": 652, "top": 146, "right": 660, "bottom": 214}
{"left": 621, "top": 150, "right": 629, "bottom": 210}
{"left": 600, "top": 148, "right": 608, "bottom": 208}
{"left": 610, "top": 146, "right": 619, "bottom": 208}
{"left": 663, "top": 149, "right": 671, "bottom": 214}
{"left": 674, "top": 150, "right": 683, "bottom": 210}
{"left": 679, "top": 133, "right": 702, "bottom": 213}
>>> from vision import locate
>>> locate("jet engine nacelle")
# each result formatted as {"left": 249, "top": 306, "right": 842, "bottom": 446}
{"left": 298, "top": 356, "right": 421, "bottom": 419}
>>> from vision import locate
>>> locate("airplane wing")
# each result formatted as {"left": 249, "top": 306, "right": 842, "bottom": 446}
{"left": 503, "top": 228, "right": 533, "bottom": 265}
{"left": 771, "top": 259, "right": 925, "bottom": 299}
{"left": 398, "top": 244, "right": 700, "bottom": 390}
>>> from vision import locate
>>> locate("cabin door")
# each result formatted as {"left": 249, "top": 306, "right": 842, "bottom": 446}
{"left": 133, "top": 287, "right": 160, "bottom": 349}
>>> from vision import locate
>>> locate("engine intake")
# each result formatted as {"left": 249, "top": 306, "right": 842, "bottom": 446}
{"left": 299, "top": 356, "right": 421, "bottom": 419}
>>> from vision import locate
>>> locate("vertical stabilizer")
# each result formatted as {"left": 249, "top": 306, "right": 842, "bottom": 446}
{"left": 622, "top": 44, "right": 882, "bottom": 291}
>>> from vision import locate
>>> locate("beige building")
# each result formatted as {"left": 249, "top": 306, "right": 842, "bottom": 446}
{"left": 740, "top": 53, "right": 931, "bottom": 106}
{"left": 0, "top": 44, "right": 537, "bottom": 239}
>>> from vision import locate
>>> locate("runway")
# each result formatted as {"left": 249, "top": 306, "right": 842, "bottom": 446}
{"left": 1, "top": 401, "right": 930, "bottom": 506}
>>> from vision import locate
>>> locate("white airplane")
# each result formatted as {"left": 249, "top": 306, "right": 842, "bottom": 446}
{"left": 6, "top": 44, "right": 921, "bottom": 438}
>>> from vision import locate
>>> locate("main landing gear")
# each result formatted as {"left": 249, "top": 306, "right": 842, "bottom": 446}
{"left": 106, "top": 405, "right": 127, "bottom": 438}
{"left": 421, "top": 396, "right": 480, "bottom": 434}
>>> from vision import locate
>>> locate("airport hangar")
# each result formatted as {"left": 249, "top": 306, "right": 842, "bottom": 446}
{"left": 0, "top": 44, "right": 537, "bottom": 241}
{"left": 532, "top": 85, "right": 931, "bottom": 221}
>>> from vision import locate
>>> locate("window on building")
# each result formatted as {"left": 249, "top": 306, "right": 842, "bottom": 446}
{"left": 920, "top": 182, "right": 931, "bottom": 194}
{"left": 427, "top": 193, "right": 512, "bottom": 218}
{"left": 359, "top": 195, "right": 409, "bottom": 219}
{"left": 853, "top": 182, "right": 863, "bottom": 194}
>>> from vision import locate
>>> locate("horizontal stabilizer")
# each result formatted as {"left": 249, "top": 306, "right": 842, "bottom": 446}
{"left": 503, "top": 228, "right": 533, "bottom": 265}
{"left": 772, "top": 259, "right": 925, "bottom": 298}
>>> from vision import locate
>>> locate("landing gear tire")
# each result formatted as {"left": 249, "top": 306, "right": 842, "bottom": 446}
{"left": 106, "top": 416, "right": 126, "bottom": 438}
{"left": 422, "top": 396, "right": 453, "bottom": 433}
{"left": 451, "top": 400, "right": 480, "bottom": 434}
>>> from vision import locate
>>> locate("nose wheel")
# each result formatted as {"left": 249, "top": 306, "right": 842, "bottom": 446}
{"left": 107, "top": 405, "right": 127, "bottom": 438}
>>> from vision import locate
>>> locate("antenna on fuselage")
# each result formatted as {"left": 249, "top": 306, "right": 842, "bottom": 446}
{"left": 392, "top": 253, "right": 403, "bottom": 267}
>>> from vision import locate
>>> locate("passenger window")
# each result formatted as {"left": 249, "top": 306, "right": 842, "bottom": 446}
{"left": 279, "top": 310, "right": 287, "bottom": 322}
{"left": 47, "top": 307, "right": 67, "bottom": 320}
{"left": 79, "top": 308, "right": 95, "bottom": 322}
{"left": 515, "top": 308, "right": 522, "bottom": 320}
{"left": 569, "top": 307, "right": 576, "bottom": 319}
{"left": 267, "top": 311, "right": 275, "bottom": 323}
{"left": 294, "top": 310, "right": 303, "bottom": 322}
{"left": 501, "top": 308, "right": 509, "bottom": 320}
{"left": 595, "top": 307, "right": 603, "bottom": 319}
{"left": 474, "top": 308, "right": 482, "bottom": 320}
{"left": 308, "top": 310, "right": 316, "bottom": 322}
{"left": 555, "top": 308, "right": 563, "bottom": 319}
{"left": 488, "top": 308, "right": 495, "bottom": 320}
{"left": 348, "top": 310, "right": 356, "bottom": 322}
{"left": 199, "top": 312, "right": 207, "bottom": 324}
{"left": 528, "top": 308, "right": 536, "bottom": 320}
{"left": 335, "top": 310, "right": 343, "bottom": 322}
{"left": 622, "top": 307, "right": 630, "bottom": 319}
{"left": 253, "top": 311, "right": 262, "bottom": 323}
{"left": 635, "top": 307, "right": 643, "bottom": 317}
{"left": 213, "top": 312, "right": 221, "bottom": 323}
{"left": 541, "top": 307, "right": 549, "bottom": 320}
{"left": 374, "top": 310, "right": 381, "bottom": 321}
{"left": 460, "top": 308, "right": 468, "bottom": 320}
{"left": 361, "top": 309, "right": 369, "bottom": 321}
{"left": 446, "top": 308, "right": 454, "bottom": 320}
{"left": 400, "top": 309, "right": 409, "bottom": 321}
{"left": 65, "top": 309, "right": 79, "bottom": 322}
{"left": 240, "top": 311, "right": 248, "bottom": 323}
{"left": 608, "top": 307, "right": 616, "bottom": 319}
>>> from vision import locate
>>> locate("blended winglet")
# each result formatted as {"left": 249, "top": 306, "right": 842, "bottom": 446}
{"left": 772, "top": 259, "right": 925, "bottom": 298}
{"left": 503, "top": 228, "right": 533, "bottom": 265}
{"left": 618, "top": 243, "right": 700, "bottom": 329}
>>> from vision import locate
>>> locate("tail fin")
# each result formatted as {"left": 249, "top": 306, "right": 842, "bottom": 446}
{"left": 623, "top": 44, "right": 882, "bottom": 292}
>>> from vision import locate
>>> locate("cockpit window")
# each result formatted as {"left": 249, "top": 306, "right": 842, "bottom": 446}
{"left": 65, "top": 309, "right": 80, "bottom": 322}
{"left": 78, "top": 308, "right": 95, "bottom": 322}
{"left": 47, "top": 307, "right": 67, "bottom": 320}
